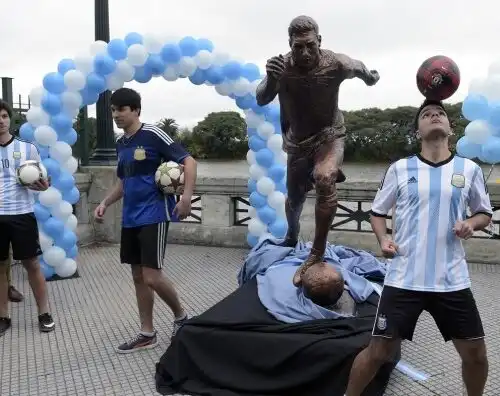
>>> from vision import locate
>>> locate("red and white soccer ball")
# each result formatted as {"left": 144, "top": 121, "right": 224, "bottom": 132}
{"left": 155, "top": 161, "right": 185, "bottom": 194}
{"left": 16, "top": 160, "right": 48, "bottom": 186}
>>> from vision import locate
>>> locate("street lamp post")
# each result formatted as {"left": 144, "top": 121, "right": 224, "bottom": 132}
{"left": 88, "top": 0, "right": 117, "bottom": 165}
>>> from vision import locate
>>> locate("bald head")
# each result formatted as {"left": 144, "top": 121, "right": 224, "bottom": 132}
{"left": 301, "top": 262, "right": 344, "bottom": 307}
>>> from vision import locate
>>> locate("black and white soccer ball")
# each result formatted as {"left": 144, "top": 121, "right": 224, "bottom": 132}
{"left": 155, "top": 161, "right": 185, "bottom": 194}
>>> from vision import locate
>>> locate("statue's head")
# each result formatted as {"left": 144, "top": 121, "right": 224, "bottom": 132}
{"left": 288, "top": 15, "right": 321, "bottom": 70}
{"left": 301, "top": 262, "right": 344, "bottom": 307}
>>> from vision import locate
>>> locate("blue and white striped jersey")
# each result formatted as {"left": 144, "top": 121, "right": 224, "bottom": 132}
{"left": 371, "top": 154, "right": 493, "bottom": 292}
{"left": 0, "top": 136, "right": 40, "bottom": 215}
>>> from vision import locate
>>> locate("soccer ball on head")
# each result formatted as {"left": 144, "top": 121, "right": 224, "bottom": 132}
{"left": 155, "top": 161, "right": 185, "bottom": 194}
{"left": 16, "top": 160, "right": 48, "bottom": 186}
{"left": 416, "top": 55, "right": 460, "bottom": 101}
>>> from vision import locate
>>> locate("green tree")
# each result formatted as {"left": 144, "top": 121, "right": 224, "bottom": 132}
{"left": 156, "top": 118, "right": 179, "bottom": 139}
{"left": 188, "top": 111, "right": 248, "bottom": 159}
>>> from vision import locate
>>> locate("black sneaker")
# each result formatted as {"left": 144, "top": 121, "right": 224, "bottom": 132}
{"left": 0, "top": 317, "right": 11, "bottom": 337}
{"left": 116, "top": 332, "right": 158, "bottom": 354}
{"left": 38, "top": 313, "right": 55, "bottom": 332}
{"left": 172, "top": 314, "right": 188, "bottom": 338}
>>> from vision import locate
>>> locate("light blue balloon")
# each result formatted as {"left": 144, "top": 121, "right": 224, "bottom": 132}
{"left": 236, "top": 94, "right": 256, "bottom": 110}
{"left": 34, "top": 203, "right": 51, "bottom": 222}
{"left": 161, "top": 43, "right": 182, "bottom": 64}
{"left": 249, "top": 192, "right": 267, "bottom": 208}
{"left": 42, "top": 158, "right": 61, "bottom": 178}
{"left": 488, "top": 101, "right": 500, "bottom": 128}
{"left": 241, "top": 63, "right": 261, "bottom": 82}
{"left": 462, "top": 94, "right": 489, "bottom": 121}
{"left": 43, "top": 72, "right": 66, "bottom": 94}
{"left": 57, "top": 59, "right": 76, "bottom": 75}
{"left": 38, "top": 146, "right": 50, "bottom": 159}
{"left": 66, "top": 244, "right": 78, "bottom": 259}
{"left": 52, "top": 170, "right": 75, "bottom": 192}
{"left": 268, "top": 164, "right": 286, "bottom": 182}
{"left": 51, "top": 113, "right": 73, "bottom": 134}
{"left": 223, "top": 61, "right": 242, "bottom": 80}
{"left": 255, "top": 148, "right": 274, "bottom": 168}
{"left": 264, "top": 104, "right": 280, "bottom": 123}
{"left": 257, "top": 205, "right": 277, "bottom": 225}
{"left": 480, "top": 136, "right": 500, "bottom": 164}
{"left": 247, "top": 128, "right": 258, "bottom": 138}
{"left": 178, "top": 36, "right": 199, "bottom": 56}
{"left": 63, "top": 186, "right": 80, "bottom": 204}
{"left": 189, "top": 69, "right": 206, "bottom": 85}
{"left": 146, "top": 54, "right": 166, "bottom": 76}
{"left": 41, "top": 93, "right": 62, "bottom": 116}
{"left": 43, "top": 217, "right": 65, "bottom": 239}
{"left": 249, "top": 136, "right": 266, "bottom": 152}
{"left": 269, "top": 218, "right": 288, "bottom": 238}
{"left": 247, "top": 233, "right": 259, "bottom": 247}
{"left": 134, "top": 66, "right": 153, "bottom": 83}
{"left": 94, "top": 54, "right": 116, "bottom": 76}
{"left": 124, "top": 32, "right": 143, "bottom": 46}
{"left": 456, "top": 136, "right": 482, "bottom": 159}
{"left": 55, "top": 230, "right": 77, "bottom": 250}
{"left": 197, "top": 38, "right": 214, "bottom": 52}
{"left": 107, "top": 39, "right": 128, "bottom": 60}
{"left": 86, "top": 72, "right": 107, "bottom": 94}
{"left": 80, "top": 88, "right": 100, "bottom": 106}
{"left": 40, "top": 260, "right": 55, "bottom": 279}
{"left": 19, "top": 123, "right": 34, "bottom": 141}
{"left": 59, "top": 128, "right": 78, "bottom": 145}
{"left": 247, "top": 179, "right": 257, "bottom": 193}
{"left": 205, "top": 66, "right": 225, "bottom": 85}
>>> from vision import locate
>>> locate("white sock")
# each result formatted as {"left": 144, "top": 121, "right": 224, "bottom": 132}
{"left": 140, "top": 330, "right": 155, "bottom": 337}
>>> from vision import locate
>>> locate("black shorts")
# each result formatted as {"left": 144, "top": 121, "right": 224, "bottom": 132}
{"left": 372, "top": 286, "right": 484, "bottom": 342}
{"left": 120, "top": 222, "right": 169, "bottom": 269}
{"left": 0, "top": 213, "right": 42, "bottom": 261}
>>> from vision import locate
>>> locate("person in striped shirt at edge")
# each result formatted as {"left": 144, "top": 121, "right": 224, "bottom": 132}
{"left": 94, "top": 88, "right": 196, "bottom": 354}
{"left": 0, "top": 99, "right": 56, "bottom": 336}
{"left": 344, "top": 99, "right": 492, "bottom": 396}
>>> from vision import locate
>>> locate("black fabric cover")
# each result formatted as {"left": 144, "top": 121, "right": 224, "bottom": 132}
{"left": 155, "top": 278, "right": 399, "bottom": 396}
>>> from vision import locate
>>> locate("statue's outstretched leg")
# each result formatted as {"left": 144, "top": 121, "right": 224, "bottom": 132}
{"left": 293, "top": 136, "right": 345, "bottom": 286}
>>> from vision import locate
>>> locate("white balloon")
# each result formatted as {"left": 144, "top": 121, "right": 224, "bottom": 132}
{"left": 43, "top": 246, "right": 66, "bottom": 267}
{"left": 267, "top": 134, "right": 283, "bottom": 153}
{"left": 90, "top": 40, "right": 108, "bottom": 56}
{"left": 62, "top": 156, "right": 79, "bottom": 174}
{"left": 127, "top": 44, "right": 148, "bottom": 67}
{"left": 249, "top": 164, "right": 266, "bottom": 180}
{"left": 246, "top": 150, "right": 256, "bottom": 165}
{"left": 465, "top": 120, "right": 492, "bottom": 144}
{"left": 215, "top": 81, "right": 232, "bottom": 96}
{"left": 38, "top": 187, "right": 62, "bottom": 207}
{"left": 51, "top": 201, "right": 74, "bottom": 220}
{"left": 61, "top": 91, "right": 83, "bottom": 112}
{"left": 74, "top": 53, "right": 94, "bottom": 75}
{"left": 29, "top": 87, "right": 46, "bottom": 107}
{"left": 195, "top": 50, "right": 213, "bottom": 70}
{"left": 163, "top": 65, "right": 180, "bottom": 81}
{"left": 248, "top": 206, "right": 257, "bottom": 218}
{"left": 115, "top": 60, "right": 135, "bottom": 82}
{"left": 106, "top": 74, "right": 124, "bottom": 91}
{"left": 245, "top": 110, "right": 263, "bottom": 128}
{"left": 142, "top": 33, "right": 163, "bottom": 54}
{"left": 483, "top": 75, "right": 500, "bottom": 102}
{"left": 249, "top": 79, "right": 262, "bottom": 97}
{"left": 26, "top": 107, "right": 50, "bottom": 127}
{"left": 65, "top": 214, "right": 78, "bottom": 231}
{"left": 178, "top": 56, "right": 197, "bottom": 77}
{"left": 55, "top": 258, "right": 77, "bottom": 278}
{"left": 248, "top": 217, "right": 267, "bottom": 236}
{"left": 34, "top": 125, "right": 57, "bottom": 146}
{"left": 267, "top": 191, "right": 286, "bottom": 210}
{"left": 49, "top": 141, "right": 72, "bottom": 162}
{"left": 256, "top": 177, "right": 275, "bottom": 196}
{"left": 64, "top": 69, "right": 86, "bottom": 91}
{"left": 257, "top": 121, "right": 275, "bottom": 140}
{"left": 230, "top": 77, "right": 251, "bottom": 97}
{"left": 212, "top": 51, "right": 231, "bottom": 67}
{"left": 39, "top": 231, "right": 54, "bottom": 251}
{"left": 277, "top": 151, "right": 287, "bottom": 166}
{"left": 488, "top": 60, "right": 500, "bottom": 77}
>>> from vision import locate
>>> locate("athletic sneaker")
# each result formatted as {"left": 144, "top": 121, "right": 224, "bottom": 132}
{"left": 0, "top": 317, "right": 11, "bottom": 336}
{"left": 172, "top": 314, "right": 189, "bottom": 338}
{"left": 116, "top": 332, "right": 158, "bottom": 354}
{"left": 38, "top": 313, "right": 55, "bottom": 332}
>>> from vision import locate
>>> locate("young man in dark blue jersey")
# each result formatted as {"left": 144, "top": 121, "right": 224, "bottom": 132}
{"left": 94, "top": 88, "right": 197, "bottom": 353}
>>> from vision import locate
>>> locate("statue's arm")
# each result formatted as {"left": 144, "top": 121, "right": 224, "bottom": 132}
{"left": 336, "top": 53, "right": 374, "bottom": 85}
{"left": 256, "top": 75, "right": 280, "bottom": 106}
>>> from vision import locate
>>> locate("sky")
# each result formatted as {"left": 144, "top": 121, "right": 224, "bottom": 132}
{"left": 0, "top": 0, "right": 498, "bottom": 129}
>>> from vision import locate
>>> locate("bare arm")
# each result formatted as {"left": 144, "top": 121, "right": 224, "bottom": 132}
{"left": 181, "top": 156, "right": 197, "bottom": 199}
{"left": 256, "top": 75, "right": 280, "bottom": 106}
{"left": 101, "top": 179, "right": 124, "bottom": 207}
{"left": 465, "top": 213, "right": 491, "bottom": 231}
{"left": 370, "top": 214, "right": 390, "bottom": 245}
{"left": 337, "top": 53, "right": 376, "bottom": 85}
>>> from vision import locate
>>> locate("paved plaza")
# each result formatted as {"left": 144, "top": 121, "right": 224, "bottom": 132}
{"left": 1, "top": 243, "right": 499, "bottom": 396}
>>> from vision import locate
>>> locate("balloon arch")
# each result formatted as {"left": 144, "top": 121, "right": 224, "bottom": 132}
{"left": 20, "top": 33, "right": 289, "bottom": 279}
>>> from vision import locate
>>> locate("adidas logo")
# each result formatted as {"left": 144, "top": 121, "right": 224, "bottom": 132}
{"left": 408, "top": 176, "right": 417, "bottom": 184}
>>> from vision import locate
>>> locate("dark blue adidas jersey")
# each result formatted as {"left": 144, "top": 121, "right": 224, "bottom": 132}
{"left": 116, "top": 123, "right": 189, "bottom": 228}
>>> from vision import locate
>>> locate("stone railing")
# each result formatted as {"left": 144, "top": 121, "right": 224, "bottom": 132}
{"left": 73, "top": 166, "right": 500, "bottom": 264}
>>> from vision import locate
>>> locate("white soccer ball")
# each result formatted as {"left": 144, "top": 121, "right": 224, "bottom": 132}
{"left": 16, "top": 160, "right": 48, "bottom": 186}
{"left": 155, "top": 161, "right": 185, "bottom": 194}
